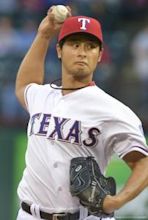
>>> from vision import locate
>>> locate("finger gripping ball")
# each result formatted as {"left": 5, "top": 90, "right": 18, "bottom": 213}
{"left": 52, "top": 5, "right": 69, "bottom": 23}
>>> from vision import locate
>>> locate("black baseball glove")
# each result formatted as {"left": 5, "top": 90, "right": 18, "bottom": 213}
{"left": 70, "top": 156, "right": 116, "bottom": 217}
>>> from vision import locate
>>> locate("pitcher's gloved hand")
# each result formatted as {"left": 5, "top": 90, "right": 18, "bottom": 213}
{"left": 70, "top": 156, "right": 116, "bottom": 217}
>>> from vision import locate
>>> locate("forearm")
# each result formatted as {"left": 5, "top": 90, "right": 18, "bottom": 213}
{"left": 103, "top": 157, "right": 148, "bottom": 213}
{"left": 117, "top": 157, "right": 148, "bottom": 204}
{"left": 16, "top": 33, "right": 51, "bottom": 89}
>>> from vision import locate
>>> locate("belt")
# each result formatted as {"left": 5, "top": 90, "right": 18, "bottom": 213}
{"left": 21, "top": 202, "right": 80, "bottom": 220}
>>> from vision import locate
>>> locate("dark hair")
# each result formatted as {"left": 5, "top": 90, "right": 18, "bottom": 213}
{"left": 58, "top": 33, "right": 103, "bottom": 50}
{"left": 58, "top": 38, "right": 66, "bottom": 48}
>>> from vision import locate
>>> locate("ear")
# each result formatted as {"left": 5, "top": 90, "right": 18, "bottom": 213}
{"left": 98, "top": 48, "right": 104, "bottom": 63}
{"left": 56, "top": 43, "right": 62, "bottom": 59}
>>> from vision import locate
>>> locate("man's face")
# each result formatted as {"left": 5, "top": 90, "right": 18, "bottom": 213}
{"left": 57, "top": 34, "right": 103, "bottom": 80}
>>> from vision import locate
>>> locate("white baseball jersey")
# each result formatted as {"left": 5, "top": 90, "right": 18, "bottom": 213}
{"left": 17, "top": 83, "right": 148, "bottom": 214}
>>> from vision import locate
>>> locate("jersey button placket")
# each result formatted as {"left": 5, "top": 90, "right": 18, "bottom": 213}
{"left": 53, "top": 162, "right": 58, "bottom": 168}
{"left": 58, "top": 186, "right": 62, "bottom": 191}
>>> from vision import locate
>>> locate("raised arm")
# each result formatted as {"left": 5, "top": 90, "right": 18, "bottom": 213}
{"left": 15, "top": 7, "right": 70, "bottom": 109}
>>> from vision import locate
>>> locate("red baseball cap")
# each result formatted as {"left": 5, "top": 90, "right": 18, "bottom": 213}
{"left": 58, "top": 16, "right": 103, "bottom": 44}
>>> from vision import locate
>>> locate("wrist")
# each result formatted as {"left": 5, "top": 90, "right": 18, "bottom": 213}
{"left": 103, "top": 195, "right": 122, "bottom": 214}
{"left": 37, "top": 31, "right": 53, "bottom": 41}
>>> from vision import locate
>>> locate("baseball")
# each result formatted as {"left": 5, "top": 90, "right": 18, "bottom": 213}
{"left": 52, "top": 5, "right": 69, "bottom": 23}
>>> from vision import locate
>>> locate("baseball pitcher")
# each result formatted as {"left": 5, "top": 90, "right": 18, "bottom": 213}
{"left": 15, "top": 5, "right": 148, "bottom": 220}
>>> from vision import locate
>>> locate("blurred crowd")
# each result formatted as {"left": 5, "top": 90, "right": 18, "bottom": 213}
{"left": 0, "top": 0, "right": 148, "bottom": 133}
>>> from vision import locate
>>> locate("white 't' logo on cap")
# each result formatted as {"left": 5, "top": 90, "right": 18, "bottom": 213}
{"left": 78, "top": 18, "right": 90, "bottom": 30}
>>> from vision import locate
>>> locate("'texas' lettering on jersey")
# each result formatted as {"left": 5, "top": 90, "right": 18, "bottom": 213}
{"left": 29, "top": 113, "right": 100, "bottom": 147}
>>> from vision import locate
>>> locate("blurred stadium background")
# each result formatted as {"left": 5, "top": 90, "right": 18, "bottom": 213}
{"left": 0, "top": 0, "right": 148, "bottom": 219}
